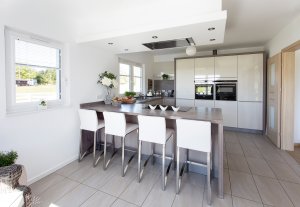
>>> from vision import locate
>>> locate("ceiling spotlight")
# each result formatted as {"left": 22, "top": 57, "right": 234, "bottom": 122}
{"left": 152, "top": 36, "right": 158, "bottom": 39}
{"left": 208, "top": 27, "right": 215, "bottom": 31}
{"left": 124, "top": 49, "right": 129, "bottom": 51}
{"left": 210, "top": 39, "right": 216, "bottom": 41}
{"left": 186, "top": 44, "right": 196, "bottom": 56}
{"left": 108, "top": 42, "right": 114, "bottom": 45}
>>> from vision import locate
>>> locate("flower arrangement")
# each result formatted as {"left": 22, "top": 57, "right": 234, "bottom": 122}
{"left": 97, "top": 71, "right": 118, "bottom": 88}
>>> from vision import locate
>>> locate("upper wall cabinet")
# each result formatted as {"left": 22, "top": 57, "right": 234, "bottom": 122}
{"left": 195, "top": 57, "right": 214, "bottom": 79}
{"left": 214, "top": 56, "right": 238, "bottom": 79}
{"left": 238, "top": 54, "right": 264, "bottom": 102}
{"left": 176, "top": 59, "right": 195, "bottom": 99}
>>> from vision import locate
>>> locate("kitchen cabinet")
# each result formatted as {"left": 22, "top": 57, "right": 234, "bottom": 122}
{"left": 176, "top": 99, "right": 195, "bottom": 107}
{"left": 195, "top": 100, "right": 214, "bottom": 108}
{"left": 238, "top": 102, "right": 263, "bottom": 130}
{"left": 145, "top": 99, "right": 163, "bottom": 106}
{"left": 214, "top": 56, "right": 238, "bottom": 79}
{"left": 175, "top": 59, "right": 195, "bottom": 99}
{"left": 238, "top": 54, "right": 263, "bottom": 101}
{"left": 195, "top": 57, "right": 214, "bottom": 80}
{"left": 215, "top": 101, "right": 237, "bottom": 127}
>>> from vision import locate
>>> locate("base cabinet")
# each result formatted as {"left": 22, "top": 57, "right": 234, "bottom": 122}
{"left": 238, "top": 102, "right": 263, "bottom": 130}
{"left": 215, "top": 101, "right": 237, "bottom": 127}
{"left": 163, "top": 98, "right": 175, "bottom": 106}
{"left": 195, "top": 100, "right": 214, "bottom": 108}
{"left": 176, "top": 99, "right": 195, "bottom": 107}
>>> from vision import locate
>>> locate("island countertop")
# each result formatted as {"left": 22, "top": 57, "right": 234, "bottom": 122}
{"left": 80, "top": 102, "right": 223, "bottom": 124}
{"left": 80, "top": 101, "right": 224, "bottom": 198}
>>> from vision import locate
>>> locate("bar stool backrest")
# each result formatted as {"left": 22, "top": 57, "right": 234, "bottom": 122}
{"left": 103, "top": 111, "right": 126, "bottom": 137}
{"left": 138, "top": 115, "right": 166, "bottom": 144}
{"left": 78, "top": 109, "right": 98, "bottom": 132}
{"left": 176, "top": 119, "right": 211, "bottom": 153}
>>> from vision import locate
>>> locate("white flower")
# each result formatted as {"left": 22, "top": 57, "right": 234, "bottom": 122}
{"left": 112, "top": 79, "right": 118, "bottom": 88}
{"left": 102, "top": 77, "right": 112, "bottom": 87}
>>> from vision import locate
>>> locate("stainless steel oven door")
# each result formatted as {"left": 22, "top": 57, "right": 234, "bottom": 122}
{"left": 195, "top": 83, "right": 214, "bottom": 100}
{"left": 215, "top": 82, "right": 237, "bottom": 101}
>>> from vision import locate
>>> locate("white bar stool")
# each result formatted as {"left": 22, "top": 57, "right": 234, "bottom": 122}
{"left": 137, "top": 115, "right": 174, "bottom": 190}
{"left": 103, "top": 111, "right": 139, "bottom": 177}
{"left": 176, "top": 119, "right": 212, "bottom": 205}
{"left": 78, "top": 109, "right": 105, "bottom": 167}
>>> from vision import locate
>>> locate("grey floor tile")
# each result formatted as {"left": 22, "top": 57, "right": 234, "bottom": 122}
{"left": 38, "top": 178, "right": 80, "bottom": 206}
{"left": 111, "top": 199, "right": 138, "bottom": 207}
{"left": 172, "top": 179, "right": 204, "bottom": 207}
{"left": 30, "top": 173, "right": 65, "bottom": 196}
{"left": 232, "top": 196, "right": 263, "bottom": 207}
{"left": 56, "top": 156, "right": 93, "bottom": 177}
{"left": 253, "top": 175, "right": 293, "bottom": 207}
{"left": 55, "top": 184, "right": 96, "bottom": 207}
{"left": 246, "top": 157, "right": 276, "bottom": 178}
{"left": 119, "top": 171, "right": 160, "bottom": 206}
{"left": 202, "top": 193, "right": 233, "bottom": 207}
{"left": 267, "top": 161, "right": 300, "bottom": 183}
{"left": 142, "top": 178, "right": 176, "bottom": 207}
{"left": 227, "top": 153, "right": 251, "bottom": 173}
{"left": 225, "top": 143, "right": 244, "bottom": 155}
{"left": 100, "top": 167, "right": 136, "bottom": 197}
{"left": 229, "top": 170, "right": 261, "bottom": 202}
{"left": 224, "top": 132, "right": 239, "bottom": 143}
{"left": 80, "top": 191, "right": 117, "bottom": 207}
{"left": 280, "top": 181, "right": 300, "bottom": 207}
{"left": 68, "top": 163, "right": 101, "bottom": 183}
{"left": 242, "top": 146, "right": 262, "bottom": 159}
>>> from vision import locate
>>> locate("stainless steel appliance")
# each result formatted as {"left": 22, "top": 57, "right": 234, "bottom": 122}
{"left": 195, "top": 80, "right": 214, "bottom": 100}
{"left": 215, "top": 80, "right": 237, "bottom": 101}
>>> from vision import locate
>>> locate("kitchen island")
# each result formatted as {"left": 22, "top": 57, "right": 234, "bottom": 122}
{"left": 80, "top": 101, "right": 224, "bottom": 198}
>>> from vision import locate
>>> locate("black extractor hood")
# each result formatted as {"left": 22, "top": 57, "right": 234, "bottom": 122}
{"left": 143, "top": 37, "right": 195, "bottom": 50}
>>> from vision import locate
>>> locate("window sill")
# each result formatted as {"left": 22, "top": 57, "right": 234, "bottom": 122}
{"left": 5, "top": 104, "right": 73, "bottom": 117}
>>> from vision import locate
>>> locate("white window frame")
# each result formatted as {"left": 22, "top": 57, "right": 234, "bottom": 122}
{"left": 5, "top": 28, "right": 65, "bottom": 114}
{"left": 119, "top": 59, "right": 144, "bottom": 94}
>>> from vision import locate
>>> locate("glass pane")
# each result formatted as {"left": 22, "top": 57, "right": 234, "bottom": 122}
{"left": 15, "top": 64, "right": 60, "bottom": 103}
{"left": 120, "top": 63, "right": 130, "bottom": 75}
{"left": 269, "top": 106, "right": 275, "bottom": 129}
{"left": 15, "top": 40, "right": 60, "bottom": 68}
{"left": 271, "top": 63, "right": 276, "bottom": 86}
{"left": 133, "top": 77, "right": 141, "bottom": 92}
{"left": 133, "top": 66, "right": 142, "bottom": 77}
{"left": 119, "top": 75, "right": 130, "bottom": 94}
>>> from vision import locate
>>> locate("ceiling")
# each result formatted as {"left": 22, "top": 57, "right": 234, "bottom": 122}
{"left": 1, "top": 0, "right": 300, "bottom": 54}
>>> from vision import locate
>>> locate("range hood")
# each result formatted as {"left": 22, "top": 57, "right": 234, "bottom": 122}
{"left": 143, "top": 37, "right": 195, "bottom": 50}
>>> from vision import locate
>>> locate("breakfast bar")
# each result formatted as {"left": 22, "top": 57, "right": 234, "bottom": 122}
{"left": 80, "top": 102, "right": 224, "bottom": 198}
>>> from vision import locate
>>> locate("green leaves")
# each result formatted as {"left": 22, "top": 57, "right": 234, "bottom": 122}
{"left": 124, "top": 91, "right": 136, "bottom": 97}
{"left": 0, "top": 151, "right": 18, "bottom": 167}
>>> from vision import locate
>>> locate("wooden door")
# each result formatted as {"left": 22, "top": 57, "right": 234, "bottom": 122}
{"left": 266, "top": 53, "right": 282, "bottom": 148}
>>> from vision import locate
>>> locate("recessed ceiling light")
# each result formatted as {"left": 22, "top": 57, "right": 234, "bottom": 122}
{"left": 210, "top": 38, "right": 216, "bottom": 41}
{"left": 108, "top": 42, "right": 114, "bottom": 45}
{"left": 152, "top": 36, "right": 158, "bottom": 39}
{"left": 208, "top": 27, "right": 215, "bottom": 31}
{"left": 124, "top": 49, "right": 129, "bottom": 51}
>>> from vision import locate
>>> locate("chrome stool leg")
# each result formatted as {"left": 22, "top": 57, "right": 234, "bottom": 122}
{"left": 103, "top": 133, "right": 108, "bottom": 170}
{"left": 151, "top": 143, "right": 155, "bottom": 165}
{"left": 162, "top": 144, "right": 166, "bottom": 190}
{"left": 138, "top": 140, "right": 142, "bottom": 182}
{"left": 176, "top": 146, "right": 180, "bottom": 194}
{"left": 121, "top": 136, "right": 125, "bottom": 177}
{"left": 207, "top": 152, "right": 212, "bottom": 205}
{"left": 78, "top": 130, "right": 88, "bottom": 162}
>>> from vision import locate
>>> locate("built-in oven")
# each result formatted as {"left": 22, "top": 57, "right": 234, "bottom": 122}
{"left": 215, "top": 80, "right": 237, "bottom": 101}
{"left": 195, "top": 80, "right": 214, "bottom": 100}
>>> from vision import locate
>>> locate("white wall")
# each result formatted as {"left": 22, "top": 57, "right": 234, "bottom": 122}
{"left": 0, "top": 4, "right": 119, "bottom": 184}
{"left": 295, "top": 50, "right": 300, "bottom": 143}
{"left": 152, "top": 62, "right": 175, "bottom": 80}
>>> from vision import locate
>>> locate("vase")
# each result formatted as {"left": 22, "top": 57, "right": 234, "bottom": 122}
{"left": 104, "top": 87, "right": 112, "bottom": 104}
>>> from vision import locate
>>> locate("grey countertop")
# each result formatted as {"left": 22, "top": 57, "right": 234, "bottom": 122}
{"left": 80, "top": 102, "right": 223, "bottom": 124}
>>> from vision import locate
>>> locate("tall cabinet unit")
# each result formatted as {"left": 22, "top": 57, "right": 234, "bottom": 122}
{"left": 175, "top": 58, "right": 195, "bottom": 107}
{"left": 237, "top": 53, "right": 264, "bottom": 130}
{"left": 215, "top": 56, "right": 238, "bottom": 79}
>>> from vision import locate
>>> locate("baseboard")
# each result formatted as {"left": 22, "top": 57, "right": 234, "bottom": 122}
{"left": 27, "top": 155, "right": 78, "bottom": 185}
{"left": 224, "top": 126, "right": 264, "bottom": 134}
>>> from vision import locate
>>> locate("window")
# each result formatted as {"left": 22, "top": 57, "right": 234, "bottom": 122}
{"left": 119, "top": 60, "right": 143, "bottom": 94}
{"left": 5, "top": 29, "right": 64, "bottom": 113}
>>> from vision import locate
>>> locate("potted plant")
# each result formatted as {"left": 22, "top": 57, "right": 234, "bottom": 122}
{"left": 38, "top": 99, "right": 47, "bottom": 110}
{"left": 0, "top": 150, "right": 18, "bottom": 167}
{"left": 162, "top": 73, "right": 169, "bottom": 80}
{"left": 97, "top": 71, "right": 118, "bottom": 104}
{"left": 124, "top": 91, "right": 136, "bottom": 98}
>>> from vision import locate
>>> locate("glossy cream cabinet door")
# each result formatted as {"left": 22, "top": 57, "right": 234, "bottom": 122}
{"left": 238, "top": 54, "right": 263, "bottom": 101}
{"left": 194, "top": 100, "right": 214, "bottom": 108}
{"left": 176, "top": 59, "right": 195, "bottom": 99}
{"left": 214, "top": 56, "right": 238, "bottom": 79}
{"left": 176, "top": 99, "right": 195, "bottom": 107}
{"left": 238, "top": 102, "right": 263, "bottom": 130}
{"left": 195, "top": 57, "right": 214, "bottom": 79}
{"left": 215, "top": 101, "right": 237, "bottom": 127}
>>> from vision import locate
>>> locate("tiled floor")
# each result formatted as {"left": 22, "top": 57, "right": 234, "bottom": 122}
{"left": 29, "top": 131, "right": 300, "bottom": 207}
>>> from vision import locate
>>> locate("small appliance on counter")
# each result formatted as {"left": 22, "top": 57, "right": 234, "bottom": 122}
{"left": 147, "top": 90, "right": 153, "bottom": 97}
